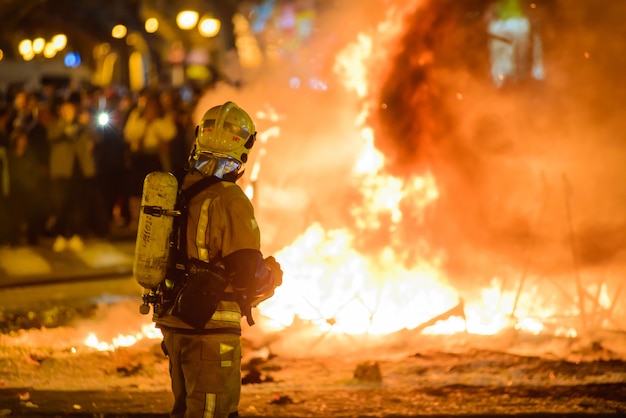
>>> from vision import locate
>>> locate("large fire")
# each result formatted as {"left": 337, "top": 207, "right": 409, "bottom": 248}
{"left": 85, "top": 0, "right": 625, "bottom": 351}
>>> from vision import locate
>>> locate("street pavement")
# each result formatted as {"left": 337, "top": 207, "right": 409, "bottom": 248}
{"left": 0, "top": 232, "right": 169, "bottom": 417}
{"left": 2, "top": 239, "right": 626, "bottom": 418}
{"left": 0, "top": 235, "right": 136, "bottom": 288}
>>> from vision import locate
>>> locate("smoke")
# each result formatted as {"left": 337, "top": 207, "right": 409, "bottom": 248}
{"left": 369, "top": 0, "right": 625, "bottom": 264}
{"left": 194, "top": 0, "right": 396, "bottom": 253}
{"left": 361, "top": 0, "right": 626, "bottom": 325}
{"left": 193, "top": 0, "right": 625, "bottom": 326}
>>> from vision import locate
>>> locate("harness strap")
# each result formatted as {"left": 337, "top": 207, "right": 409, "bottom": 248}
{"left": 171, "top": 168, "right": 222, "bottom": 265}
{"left": 158, "top": 325, "right": 241, "bottom": 336}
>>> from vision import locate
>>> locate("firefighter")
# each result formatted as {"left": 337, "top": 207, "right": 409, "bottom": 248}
{"left": 153, "top": 101, "right": 282, "bottom": 418}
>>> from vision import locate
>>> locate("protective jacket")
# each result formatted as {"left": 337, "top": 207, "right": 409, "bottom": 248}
{"left": 154, "top": 170, "right": 262, "bottom": 334}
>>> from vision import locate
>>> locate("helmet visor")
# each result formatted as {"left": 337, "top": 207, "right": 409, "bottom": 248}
{"left": 192, "top": 152, "right": 243, "bottom": 178}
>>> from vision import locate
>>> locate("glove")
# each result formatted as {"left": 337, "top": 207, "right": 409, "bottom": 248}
{"left": 249, "top": 256, "right": 283, "bottom": 307}
{"left": 264, "top": 256, "right": 283, "bottom": 288}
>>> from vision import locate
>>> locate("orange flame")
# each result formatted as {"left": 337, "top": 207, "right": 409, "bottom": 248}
{"left": 84, "top": 323, "right": 162, "bottom": 351}
{"left": 83, "top": 0, "right": 605, "bottom": 351}
{"left": 252, "top": 2, "right": 462, "bottom": 336}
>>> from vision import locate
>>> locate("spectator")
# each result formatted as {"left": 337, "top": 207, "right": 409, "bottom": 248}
{"left": 0, "top": 140, "right": 9, "bottom": 246}
{"left": 27, "top": 98, "right": 53, "bottom": 237}
{"left": 92, "top": 91, "right": 127, "bottom": 236}
{"left": 8, "top": 90, "right": 36, "bottom": 135}
{"left": 123, "top": 92, "right": 177, "bottom": 229}
{"left": 6, "top": 128, "right": 44, "bottom": 246}
{"left": 47, "top": 93, "right": 99, "bottom": 252}
{"left": 112, "top": 90, "right": 135, "bottom": 229}
{"left": 0, "top": 106, "right": 10, "bottom": 149}
{"left": 160, "top": 87, "right": 193, "bottom": 170}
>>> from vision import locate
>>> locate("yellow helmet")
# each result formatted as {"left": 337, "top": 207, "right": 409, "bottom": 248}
{"left": 191, "top": 101, "right": 256, "bottom": 178}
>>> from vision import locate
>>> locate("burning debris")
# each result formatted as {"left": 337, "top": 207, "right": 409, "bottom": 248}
{"left": 354, "top": 360, "right": 382, "bottom": 382}
{"left": 268, "top": 394, "right": 295, "bottom": 405}
{"left": 242, "top": 357, "right": 277, "bottom": 385}
{"left": 0, "top": 0, "right": 624, "bottom": 361}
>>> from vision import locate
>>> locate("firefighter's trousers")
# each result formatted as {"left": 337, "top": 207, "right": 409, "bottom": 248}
{"left": 162, "top": 330, "right": 242, "bottom": 418}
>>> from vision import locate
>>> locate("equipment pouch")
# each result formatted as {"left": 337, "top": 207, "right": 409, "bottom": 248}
{"left": 152, "top": 268, "right": 186, "bottom": 317}
{"left": 172, "top": 258, "right": 229, "bottom": 329}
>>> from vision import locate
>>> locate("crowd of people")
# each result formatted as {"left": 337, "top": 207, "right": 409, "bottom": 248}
{"left": 0, "top": 84, "right": 200, "bottom": 251}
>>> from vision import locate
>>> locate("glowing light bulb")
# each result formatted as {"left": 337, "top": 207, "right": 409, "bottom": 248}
{"left": 43, "top": 42, "right": 57, "bottom": 58}
{"left": 52, "top": 34, "right": 67, "bottom": 51}
{"left": 177, "top": 10, "right": 199, "bottom": 30}
{"left": 23, "top": 50, "right": 35, "bottom": 61}
{"left": 198, "top": 17, "right": 220, "bottom": 37}
{"left": 32, "top": 37, "right": 45, "bottom": 54}
{"left": 111, "top": 24, "right": 127, "bottom": 39}
{"left": 18, "top": 39, "right": 32, "bottom": 56}
{"left": 145, "top": 17, "right": 159, "bottom": 33}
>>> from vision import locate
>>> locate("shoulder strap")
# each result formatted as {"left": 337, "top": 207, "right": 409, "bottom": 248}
{"left": 172, "top": 175, "right": 222, "bottom": 265}
{"left": 181, "top": 175, "right": 221, "bottom": 202}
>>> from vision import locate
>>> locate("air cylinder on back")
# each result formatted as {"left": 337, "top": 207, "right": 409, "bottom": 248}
{"left": 133, "top": 171, "right": 179, "bottom": 290}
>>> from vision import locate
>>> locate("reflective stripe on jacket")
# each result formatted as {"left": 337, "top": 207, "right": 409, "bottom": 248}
{"left": 155, "top": 171, "right": 261, "bottom": 332}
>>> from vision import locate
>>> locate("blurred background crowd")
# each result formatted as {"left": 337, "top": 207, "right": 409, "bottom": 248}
{"left": 0, "top": 0, "right": 323, "bottom": 252}
{"left": 0, "top": 84, "right": 201, "bottom": 251}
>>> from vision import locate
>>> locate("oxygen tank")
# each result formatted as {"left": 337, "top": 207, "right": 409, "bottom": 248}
{"left": 133, "top": 171, "right": 180, "bottom": 289}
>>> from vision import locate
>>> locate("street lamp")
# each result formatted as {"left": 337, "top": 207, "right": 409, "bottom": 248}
{"left": 43, "top": 42, "right": 57, "bottom": 58}
{"left": 112, "top": 24, "right": 127, "bottom": 39}
{"left": 16, "top": 34, "right": 69, "bottom": 62}
{"left": 18, "top": 39, "right": 33, "bottom": 56}
{"left": 145, "top": 17, "right": 159, "bottom": 33}
{"left": 51, "top": 34, "right": 67, "bottom": 51}
{"left": 32, "top": 37, "right": 45, "bottom": 54}
{"left": 198, "top": 16, "right": 220, "bottom": 37}
{"left": 23, "top": 50, "right": 35, "bottom": 61}
{"left": 176, "top": 10, "right": 199, "bottom": 30}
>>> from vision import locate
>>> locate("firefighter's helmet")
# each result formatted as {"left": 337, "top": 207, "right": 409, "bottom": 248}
{"left": 190, "top": 101, "right": 256, "bottom": 178}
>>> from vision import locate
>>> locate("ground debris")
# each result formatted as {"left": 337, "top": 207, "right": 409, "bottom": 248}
{"left": 353, "top": 360, "right": 382, "bottom": 382}
{"left": 269, "top": 394, "right": 295, "bottom": 405}
{"left": 0, "top": 305, "right": 98, "bottom": 333}
{"left": 242, "top": 356, "right": 277, "bottom": 384}
{"left": 1, "top": 311, "right": 626, "bottom": 416}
